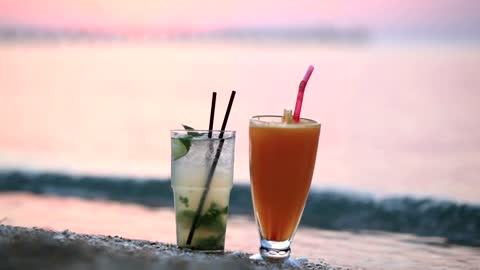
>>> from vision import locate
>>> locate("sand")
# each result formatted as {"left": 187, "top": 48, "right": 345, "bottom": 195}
{"left": 1, "top": 193, "right": 479, "bottom": 270}
{"left": 0, "top": 225, "right": 343, "bottom": 270}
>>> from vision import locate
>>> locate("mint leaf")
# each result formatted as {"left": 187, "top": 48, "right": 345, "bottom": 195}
{"left": 194, "top": 234, "right": 225, "bottom": 250}
{"left": 176, "top": 202, "right": 228, "bottom": 250}
{"left": 197, "top": 202, "right": 228, "bottom": 231}
{"left": 176, "top": 202, "right": 228, "bottom": 232}
{"left": 182, "top": 124, "right": 205, "bottom": 137}
{"left": 182, "top": 124, "right": 195, "bottom": 130}
{"left": 176, "top": 210, "right": 195, "bottom": 224}
{"left": 179, "top": 196, "right": 189, "bottom": 208}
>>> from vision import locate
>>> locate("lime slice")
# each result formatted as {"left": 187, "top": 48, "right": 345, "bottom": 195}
{"left": 172, "top": 138, "right": 190, "bottom": 160}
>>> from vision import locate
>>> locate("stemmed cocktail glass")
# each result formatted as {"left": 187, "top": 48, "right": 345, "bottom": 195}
{"left": 249, "top": 115, "right": 321, "bottom": 266}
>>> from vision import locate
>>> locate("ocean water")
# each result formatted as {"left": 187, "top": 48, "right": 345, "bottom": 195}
{"left": 2, "top": 191, "right": 480, "bottom": 270}
{"left": 1, "top": 171, "right": 479, "bottom": 269}
{"left": 1, "top": 170, "right": 479, "bottom": 246}
{"left": 1, "top": 41, "right": 480, "bottom": 204}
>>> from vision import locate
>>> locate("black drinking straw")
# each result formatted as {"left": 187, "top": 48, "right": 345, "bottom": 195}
{"left": 208, "top": 92, "right": 217, "bottom": 138}
{"left": 186, "top": 90, "right": 236, "bottom": 245}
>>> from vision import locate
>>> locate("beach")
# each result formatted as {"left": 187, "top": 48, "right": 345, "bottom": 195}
{"left": 0, "top": 224, "right": 340, "bottom": 270}
{"left": 1, "top": 41, "right": 480, "bottom": 269}
{"left": 1, "top": 192, "right": 479, "bottom": 269}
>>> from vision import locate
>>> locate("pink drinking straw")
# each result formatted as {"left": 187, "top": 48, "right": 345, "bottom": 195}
{"left": 293, "top": 65, "right": 315, "bottom": 122}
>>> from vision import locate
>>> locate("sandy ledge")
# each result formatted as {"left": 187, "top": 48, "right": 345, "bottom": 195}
{"left": 0, "top": 225, "right": 347, "bottom": 270}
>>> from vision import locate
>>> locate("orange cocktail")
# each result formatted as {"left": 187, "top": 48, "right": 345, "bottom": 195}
{"left": 249, "top": 115, "right": 320, "bottom": 261}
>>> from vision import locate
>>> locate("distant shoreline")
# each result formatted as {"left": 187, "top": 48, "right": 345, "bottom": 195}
{"left": 0, "top": 25, "right": 369, "bottom": 44}
{"left": 2, "top": 24, "right": 480, "bottom": 46}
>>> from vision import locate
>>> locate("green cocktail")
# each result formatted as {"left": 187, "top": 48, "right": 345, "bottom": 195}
{"left": 171, "top": 129, "right": 235, "bottom": 251}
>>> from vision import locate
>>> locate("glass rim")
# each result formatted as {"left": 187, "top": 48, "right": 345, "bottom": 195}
{"left": 250, "top": 115, "right": 320, "bottom": 126}
{"left": 171, "top": 129, "right": 236, "bottom": 133}
{"left": 171, "top": 129, "right": 236, "bottom": 140}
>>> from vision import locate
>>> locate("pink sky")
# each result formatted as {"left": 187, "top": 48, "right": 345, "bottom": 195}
{"left": 0, "top": 0, "right": 479, "bottom": 31}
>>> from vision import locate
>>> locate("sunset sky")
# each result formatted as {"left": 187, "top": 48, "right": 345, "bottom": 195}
{"left": 1, "top": 0, "right": 479, "bottom": 34}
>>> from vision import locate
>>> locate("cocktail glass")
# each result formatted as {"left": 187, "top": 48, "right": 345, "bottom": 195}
{"left": 249, "top": 115, "right": 321, "bottom": 265}
{"left": 171, "top": 129, "right": 235, "bottom": 252}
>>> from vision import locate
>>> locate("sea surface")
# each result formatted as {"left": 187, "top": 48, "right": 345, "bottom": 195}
{"left": 0, "top": 42, "right": 480, "bottom": 204}
{"left": 1, "top": 41, "right": 480, "bottom": 203}
{"left": 0, "top": 171, "right": 479, "bottom": 270}
{"left": 1, "top": 170, "right": 479, "bottom": 246}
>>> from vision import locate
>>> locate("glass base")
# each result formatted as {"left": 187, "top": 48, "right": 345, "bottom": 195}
{"left": 249, "top": 240, "right": 300, "bottom": 267}
{"left": 249, "top": 253, "right": 301, "bottom": 268}
{"left": 178, "top": 245, "right": 225, "bottom": 253}
{"left": 196, "top": 249, "right": 225, "bottom": 254}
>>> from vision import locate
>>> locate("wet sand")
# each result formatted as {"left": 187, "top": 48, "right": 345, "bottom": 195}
{"left": 1, "top": 192, "right": 479, "bottom": 270}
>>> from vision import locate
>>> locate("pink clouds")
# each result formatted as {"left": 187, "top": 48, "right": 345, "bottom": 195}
{"left": 0, "top": 0, "right": 479, "bottom": 31}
